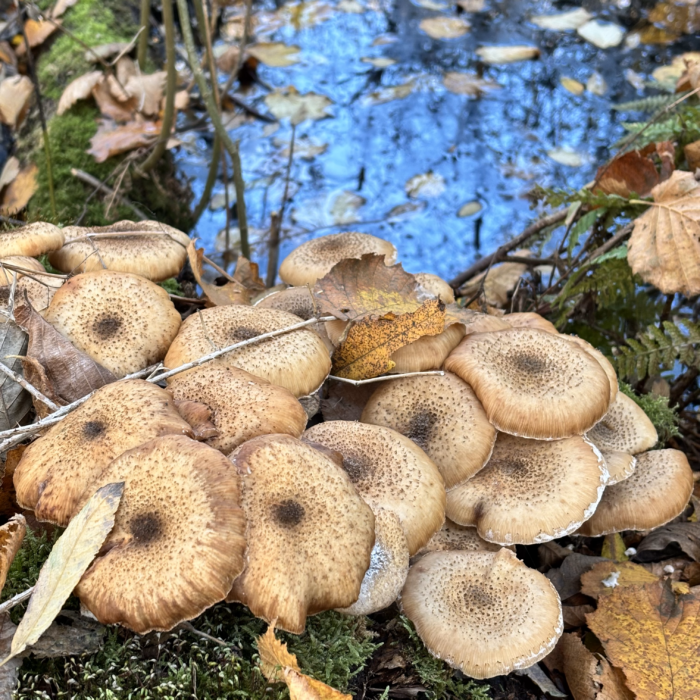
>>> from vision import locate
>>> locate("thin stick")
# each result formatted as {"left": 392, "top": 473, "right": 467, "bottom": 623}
{"left": 178, "top": 621, "right": 231, "bottom": 647}
{"left": 192, "top": 136, "right": 222, "bottom": 223}
{"left": 202, "top": 254, "right": 236, "bottom": 282}
{"left": 0, "top": 587, "right": 33, "bottom": 614}
{"left": 70, "top": 169, "right": 149, "bottom": 220}
{"left": 449, "top": 209, "right": 568, "bottom": 289}
{"left": 137, "top": 0, "right": 150, "bottom": 70}
{"left": 230, "top": 145, "right": 249, "bottom": 258}
{"left": 267, "top": 126, "right": 295, "bottom": 286}
{"left": 0, "top": 263, "right": 66, "bottom": 279}
{"left": 329, "top": 371, "right": 445, "bottom": 386}
{"left": 0, "top": 362, "right": 60, "bottom": 411}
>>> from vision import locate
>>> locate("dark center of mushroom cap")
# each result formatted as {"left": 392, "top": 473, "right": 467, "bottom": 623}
{"left": 341, "top": 453, "right": 373, "bottom": 483}
{"left": 82, "top": 420, "right": 107, "bottom": 440}
{"left": 462, "top": 583, "right": 497, "bottom": 611}
{"left": 93, "top": 315, "right": 123, "bottom": 339}
{"left": 315, "top": 237, "right": 345, "bottom": 253}
{"left": 493, "top": 458, "right": 530, "bottom": 477}
{"left": 272, "top": 499, "right": 305, "bottom": 527}
{"left": 0, "top": 287, "right": 10, "bottom": 304}
{"left": 231, "top": 326, "right": 260, "bottom": 341}
{"left": 130, "top": 512, "right": 163, "bottom": 544}
{"left": 405, "top": 411, "right": 438, "bottom": 450}
{"left": 511, "top": 352, "right": 547, "bottom": 374}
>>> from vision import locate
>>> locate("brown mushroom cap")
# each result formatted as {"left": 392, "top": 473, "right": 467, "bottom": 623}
{"left": 13, "top": 380, "right": 193, "bottom": 526}
{"left": 302, "top": 421, "right": 445, "bottom": 554}
{"left": 600, "top": 450, "right": 637, "bottom": 485}
{"left": 417, "top": 519, "right": 504, "bottom": 556}
{"left": 0, "top": 223, "right": 64, "bottom": 258}
{"left": 446, "top": 433, "right": 607, "bottom": 545}
{"left": 505, "top": 312, "right": 558, "bottom": 334}
{"left": 279, "top": 232, "right": 398, "bottom": 286}
{"left": 562, "top": 334, "right": 618, "bottom": 404}
{"left": 361, "top": 372, "right": 496, "bottom": 489}
{"left": 48, "top": 221, "right": 190, "bottom": 281}
{"left": 414, "top": 273, "right": 455, "bottom": 303}
{"left": 400, "top": 549, "right": 563, "bottom": 679}
{"left": 586, "top": 391, "right": 657, "bottom": 454}
{"left": 390, "top": 323, "right": 466, "bottom": 373}
{"left": 167, "top": 364, "right": 308, "bottom": 454}
{"left": 44, "top": 271, "right": 181, "bottom": 378}
{"left": 445, "top": 328, "right": 612, "bottom": 439}
{"left": 164, "top": 304, "right": 331, "bottom": 398}
{"left": 337, "top": 508, "right": 410, "bottom": 616}
{"left": 75, "top": 435, "right": 246, "bottom": 633}
{"left": 577, "top": 449, "right": 694, "bottom": 536}
{"left": 0, "top": 257, "right": 63, "bottom": 315}
{"left": 458, "top": 310, "right": 512, "bottom": 336}
{"left": 226, "top": 434, "right": 375, "bottom": 633}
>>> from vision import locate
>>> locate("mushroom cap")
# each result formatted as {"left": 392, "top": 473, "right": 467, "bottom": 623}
{"left": 164, "top": 304, "right": 331, "bottom": 398}
{"left": 414, "top": 273, "right": 455, "bottom": 303}
{"left": 417, "top": 519, "right": 503, "bottom": 556}
{"left": 446, "top": 433, "right": 607, "bottom": 545}
{"left": 0, "top": 257, "right": 63, "bottom": 315}
{"left": 458, "top": 310, "right": 512, "bottom": 336}
{"left": 48, "top": 221, "right": 190, "bottom": 282}
{"left": 600, "top": 450, "right": 637, "bottom": 485}
{"left": 13, "top": 380, "right": 193, "bottom": 526}
{"left": 0, "top": 223, "right": 64, "bottom": 258}
{"left": 302, "top": 421, "right": 445, "bottom": 554}
{"left": 400, "top": 549, "right": 563, "bottom": 679}
{"left": 167, "top": 364, "right": 308, "bottom": 454}
{"left": 390, "top": 323, "right": 465, "bottom": 373}
{"left": 44, "top": 271, "right": 181, "bottom": 378}
{"left": 279, "top": 232, "right": 398, "bottom": 286}
{"left": 586, "top": 391, "right": 657, "bottom": 454}
{"left": 562, "top": 334, "right": 618, "bottom": 404}
{"left": 361, "top": 372, "right": 496, "bottom": 489}
{"left": 226, "top": 434, "right": 375, "bottom": 633}
{"left": 577, "top": 448, "right": 694, "bottom": 536}
{"left": 75, "top": 435, "right": 246, "bottom": 633}
{"left": 444, "top": 328, "right": 612, "bottom": 440}
{"left": 505, "top": 312, "right": 558, "bottom": 334}
{"left": 337, "top": 508, "right": 410, "bottom": 616}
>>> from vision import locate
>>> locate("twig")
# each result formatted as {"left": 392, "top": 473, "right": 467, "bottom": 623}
{"left": 7, "top": 270, "right": 17, "bottom": 321}
{"left": 0, "top": 263, "right": 66, "bottom": 279}
{"left": 449, "top": 209, "right": 568, "bottom": 289}
{"left": 267, "top": 125, "right": 295, "bottom": 286}
{"left": 0, "top": 216, "right": 24, "bottom": 227}
{"left": 192, "top": 136, "right": 222, "bottom": 223}
{"left": 0, "top": 587, "right": 33, "bottom": 614}
{"left": 202, "top": 254, "right": 236, "bottom": 282}
{"left": 0, "top": 361, "right": 59, "bottom": 411}
{"left": 178, "top": 621, "right": 232, "bottom": 647}
{"left": 329, "top": 371, "right": 446, "bottom": 386}
{"left": 169, "top": 294, "right": 206, "bottom": 305}
{"left": 70, "top": 169, "right": 149, "bottom": 220}
{"left": 585, "top": 222, "right": 634, "bottom": 263}
{"left": 137, "top": 0, "right": 150, "bottom": 70}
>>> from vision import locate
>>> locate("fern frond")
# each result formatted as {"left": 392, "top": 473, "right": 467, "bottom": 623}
{"left": 567, "top": 209, "right": 605, "bottom": 256}
{"left": 613, "top": 93, "right": 684, "bottom": 113}
{"left": 557, "top": 256, "right": 634, "bottom": 310}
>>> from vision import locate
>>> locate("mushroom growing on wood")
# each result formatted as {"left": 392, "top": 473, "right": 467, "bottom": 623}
{"left": 49, "top": 220, "right": 191, "bottom": 281}
{"left": 361, "top": 372, "right": 496, "bottom": 489}
{"left": 279, "top": 232, "right": 397, "bottom": 286}
{"left": 0, "top": 222, "right": 64, "bottom": 258}
{"left": 13, "top": 380, "right": 193, "bottom": 526}
{"left": 227, "top": 434, "right": 375, "bottom": 633}
{"left": 167, "top": 364, "right": 308, "bottom": 454}
{"left": 445, "top": 328, "right": 612, "bottom": 439}
{"left": 75, "top": 435, "right": 246, "bottom": 633}
{"left": 446, "top": 433, "right": 607, "bottom": 545}
{"left": 164, "top": 305, "right": 331, "bottom": 398}
{"left": 44, "top": 270, "right": 181, "bottom": 377}
{"left": 401, "top": 549, "right": 563, "bottom": 679}
{"left": 577, "top": 449, "right": 694, "bottom": 536}
{"left": 303, "top": 421, "right": 445, "bottom": 554}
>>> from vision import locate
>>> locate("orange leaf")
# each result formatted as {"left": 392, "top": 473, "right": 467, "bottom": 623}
{"left": 257, "top": 626, "right": 300, "bottom": 682}
{"left": 87, "top": 120, "right": 161, "bottom": 162}
{"left": 284, "top": 669, "right": 352, "bottom": 700}
{"left": 595, "top": 150, "right": 660, "bottom": 198}
{"left": 0, "top": 515, "right": 25, "bottom": 594}
{"left": 187, "top": 240, "right": 250, "bottom": 306}
{"left": 15, "top": 19, "right": 60, "bottom": 56}
{"left": 0, "top": 164, "right": 38, "bottom": 215}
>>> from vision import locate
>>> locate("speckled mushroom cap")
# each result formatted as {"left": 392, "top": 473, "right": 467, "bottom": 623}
{"left": 586, "top": 392, "right": 657, "bottom": 454}
{"left": 578, "top": 449, "right": 694, "bottom": 536}
{"left": 337, "top": 508, "right": 410, "bottom": 616}
{"left": 302, "top": 421, "right": 445, "bottom": 555}
{"left": 361, "top": 372, "right": 496, "bottom": 489}
{"left": 400, "top": 549, "right": 563, "bottom": 679}
{"left": 390, "top": 323, "right": 465, "bottom": 374}
{"left": 13, "top": 380, "right": 193, "bottom": 526}
{"left": 414, "top": 273, "right": 455, "bottom": 303}
{"left": 0, "top": 222, "right": 64, "bottom": 258}
{"left": 48, "top": 221, "right": 190, "bottom": 281}
{"left": 458, "top": 311, "right": 511, "bottom": 336}
{"left": 279, "top": 232, "right": 398, "bottom": 286}
{"left": 505, "top": 312, "right": 558, "bottom": 334}
{"left": 599, "top": 450, "right": 637, "bottom": 486}
{"left": 446, "top": 433, "right": 607, "bottom": 545}
{"left": 562, "top": 334, "right": 618, "bottom": 404}
{"left": 164, "top": 305, "right": 331, "bottom": 398}
{"left": 0, "top": 257, "right": 63, "bottom": 315}
{"left": 44, "top": 271, "right": 181, "bottom": 378}
{"left": 226, "top": 434, "right": 375, "bottom": 633}
{"left": 444, "top": 328, "right": 612, "bottom": 440}
{"left": 166, "top": 364, "right": 308, "bottom": 454}
{"left": 75, "top": 435, "right": 246, "bottom": 634}
{"left": 417, "top": 519, "right": 504, "bottom": 556}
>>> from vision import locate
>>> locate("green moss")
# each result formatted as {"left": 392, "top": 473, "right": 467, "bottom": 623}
{"left": 158, "top": 278, "right": 185, "bottom": 296}
{"left": 619, "top": 382, "right": 681, "bottom": 445}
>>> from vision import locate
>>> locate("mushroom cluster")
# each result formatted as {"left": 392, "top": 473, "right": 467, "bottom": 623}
{"left": 4, "top": 224, "right": 695, "bottom": 681}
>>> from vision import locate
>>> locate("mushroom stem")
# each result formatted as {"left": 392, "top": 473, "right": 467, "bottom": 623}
{"left": 330, "top": 371, "right": 445, "bottom": 386}
{"left": 0, "top": 361, "right": 60, "bottom": 412}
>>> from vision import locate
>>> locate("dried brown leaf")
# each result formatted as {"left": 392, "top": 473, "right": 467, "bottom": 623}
{"left": 0, "top": 514, "right": 25, "bottom": 594}
{"left": 0, "top": 319, "right": 32, "bottom": 430}
{"left": 0, "top": 76, "right": 33, "bottom": 129}
{"left": 57, "top": 71, "right": 103, "bottom": 116}
{"left": 187, "top": 241, "right": 250, "bottom": 306}
{"left": 0, "top": 164, "right": 38, "bottom": 215}
{"left": 0, "top": 157, "right": 20, "bottom": 192}
{"left": 92, "top": 81, "right": 137, "bottom": 122}
{"left": 443, "top": 71, "right": 500, "bottom": 96}
{"left": 15, "top": 19, "right": 60, "bottom": 56}
{"left": 87, "top": 120, "right": 160, "bottom": 162}
{"left": 596, "top": 150, "right": 660, "bottom": 198}
{"left": 580, "top": 561, "right": 659, "bottom": 600}
{"left": 635, "top": 522, "right": 700, "bottom": 562}
{"left": 125, "top": 72, "right": 167, "bottom": 116}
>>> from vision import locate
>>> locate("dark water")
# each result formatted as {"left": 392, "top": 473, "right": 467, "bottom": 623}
{"left": 177, "top": 0, "right": 692, "bottom": 281}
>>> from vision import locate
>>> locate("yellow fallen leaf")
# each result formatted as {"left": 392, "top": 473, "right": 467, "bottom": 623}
{"left": 332, "top": 298, "right": 446, "bottom": 379}
{"left": 0, "top": 515, "right": 25, "bottom": 594}
{"left": 363, "top": 81, "right": 415, "bottom": 105}
{"left": 419, "top": 16, "right": 470, "bottom": 39}
{"left": 0, "top": 164, "right": 38, "bottom": 215}
{"left": 443, "top": 71, "right": 500, "bottom": 96}
{"left": 577, "top": 20, "right": 625, "bottom": 49}
{"left": 652, "top": 52, "right": 700, "bottom": 88}
{"left": 187, "top": 240, "right": 250, "bottom": 306}
{"left": 265, "top": 87, "right": 333, "bottom": 124}
{"left": 361, "top": 57, "right": 396, "bottom": 68}
{"left": 587, "top": 581, "right": 700, "bottom": 700}
{"left": 475, "top": 45, "right": 540, "bottom": 64}
{"left": 627, "top": 170, "right": 700, "bottom": 295}
{"left": 3, "top": 482, "right": 123, "bottom": 664}
{"left": 248, "top": 42, "right": 301, "bottom": 67}
{"left": 285, "top": 668, "right": 352, "bottom": 700}
{"left": 457, "top": 200, "right": 482, "bottom": 217}
{"left": 0, "top": 76, "right": 34, "bottom": 129}
{"left": 531, "top": 8, "right": 592, "bottom": 30}
{"left": 57, "top": 71, "right": 103, "bottom": 116}
{"left": 560, "top": 76, "right": 584, "bottom": 95}
{"left": 580, "top": 561, "right": 658, "bottom": 600}
{"left": 15, "top": 19, "right": 59, "bottom": 56}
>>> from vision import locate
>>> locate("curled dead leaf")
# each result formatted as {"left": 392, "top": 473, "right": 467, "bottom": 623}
{"left": 0, "top": 76, "right": 33, "bottom": 129}
{"left": 15, "top": 19, "right": 60, "bottom": 56}
{"left": 596, "top": 150, "right": 660, "bottom": 198}
{"left": 187, "top": 241, "right": 250, "bottom": 306}
{"left": 0, "top": 164, "right": 38, "bottom": 216}
{"left": 57, "top": 71, "right": 104, "bottom": 116}
{"left": 0, "top": 514, "right": 26, "bottom": 593}
{"left": 88, "top": 120, "right": 161, "bottom": 163}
